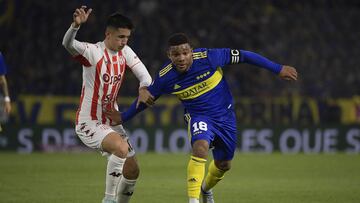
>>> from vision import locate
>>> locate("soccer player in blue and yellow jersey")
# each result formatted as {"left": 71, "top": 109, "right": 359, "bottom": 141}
{"left": 104, "top": 33, "right": 298, "bottom": 203}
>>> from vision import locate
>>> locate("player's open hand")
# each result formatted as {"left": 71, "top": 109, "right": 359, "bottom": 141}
{"left": 279, "top": 65, "right": 298, "bottom": 81}
{"left": 103, "top": 106, "right": 122, "bottom": 126}
{"left": 73, "top": 5, "right": 92, "bottom": 27}
{"left": 136, "top": 86, "right": 155, "bottom": 108}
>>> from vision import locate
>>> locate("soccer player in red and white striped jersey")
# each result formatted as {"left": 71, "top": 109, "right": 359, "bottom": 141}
{"left": 62, "top": 6, "right": 153, "bottom": 203}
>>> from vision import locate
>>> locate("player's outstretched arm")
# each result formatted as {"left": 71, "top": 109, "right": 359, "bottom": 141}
{"left": 137, "top": 87, "right": 155, "bottom": 108}
{"left": 241, "top": 50, "right": 282, "bottom": 74}
{"left": 103, "top": 98, "right": 149, "bottom": 126}
{"left": 279, "top": 65, "right": 298, "bottom": 81}
{"left": 105, "top": 77, "right": 162, "bottom": 125}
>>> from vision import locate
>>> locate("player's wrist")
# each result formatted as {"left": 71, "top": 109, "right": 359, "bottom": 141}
{"left": 71, "top": 22, "right": 81, "bottom": 29}
{"left": 4, "top": 96, "right": 10, "bottom": 102}
{"left": 138, "top": 86, "right": 148, "bottom": 91}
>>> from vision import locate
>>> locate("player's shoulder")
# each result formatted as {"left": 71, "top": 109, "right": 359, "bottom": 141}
{"left": 121, "top": 45, "right": 132, "bottom": 54}
{"left": 83, "top": 41, "right": 104, "bottom": 54}
{"left": 121, "top": 45, "right": 137, "bottom": 58}
{"left": 86, "top": 41, "right": 105, "bottom": 60}
{"left": 158, "top": 61, "right": 173, "bottom": 78}
{"left": 192, "top": 48, "right": 208, "bottom": 60}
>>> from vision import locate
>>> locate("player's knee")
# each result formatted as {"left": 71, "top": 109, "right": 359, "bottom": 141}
{"left": 192, "top": 140, "right": 209, "bottom": 159}
{"left": 215, "top": 161, "right": 231, "bottom": 171}
{"left": 112, "top": 141, "right": 129, "bottom": 158}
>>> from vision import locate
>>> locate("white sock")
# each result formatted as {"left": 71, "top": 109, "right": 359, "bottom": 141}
{"left": 105, "top": 155, "right": 125, "bottom": 200}
{"left": 116, "top": 177, "right": 137, "bottom": 203}
{"left": 189, "top": 198, "right": 200, "bottom": 203}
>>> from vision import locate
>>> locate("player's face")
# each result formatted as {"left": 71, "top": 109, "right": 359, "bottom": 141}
{"left": 168, "top": 43, "right": 193, "bottom": 73}
{"left": 105, "top": 27, "right": 131, "bottom": 51}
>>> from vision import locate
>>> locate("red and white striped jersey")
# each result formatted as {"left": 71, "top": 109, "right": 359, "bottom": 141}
{"left": 75, "top": 42, "right": 141, "bottom": 124}
{"left": 63, "top": 26, "right": 152, "bottom": 125}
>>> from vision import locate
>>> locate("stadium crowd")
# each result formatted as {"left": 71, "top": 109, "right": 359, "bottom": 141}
{"left": 1, "top": 0, "right": 359, "bottom": 99}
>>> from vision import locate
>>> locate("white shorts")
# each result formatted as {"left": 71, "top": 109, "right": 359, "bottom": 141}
{"left": 75, "top": 120, "right": 135, "bottom": 157}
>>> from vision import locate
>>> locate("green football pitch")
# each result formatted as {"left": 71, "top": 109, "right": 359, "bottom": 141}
{"left": 0, "top": 152, "right": 359, "bottom": 203}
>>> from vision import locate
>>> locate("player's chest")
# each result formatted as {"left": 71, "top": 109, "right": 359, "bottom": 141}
{"left": 99, "top": 54, "right": 126, "bottom": 86}
{"left": 166, "top": 66, "right": 215, "bottom": 93}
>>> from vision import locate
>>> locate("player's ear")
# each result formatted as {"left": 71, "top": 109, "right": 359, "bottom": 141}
{"left": 105, "top": 27, "right": 112, "bottom": 39}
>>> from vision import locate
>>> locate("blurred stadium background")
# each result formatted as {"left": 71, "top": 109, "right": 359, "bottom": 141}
{"left": 0, "top": 0, "right": 359, "bottom": 202}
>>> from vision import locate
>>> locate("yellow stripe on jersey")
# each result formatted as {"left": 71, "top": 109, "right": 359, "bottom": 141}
{"left": 184, "top": 113, "right": 191, "bottom": 123}
{"left": 172, "top": 67, "right": 223, "bottom": 100}
{"left": 187, "top": 114, "right": 192, "bottom": 142}
{"left": 193, "top": 51, "right": 207, "bottom": 60}
{"left": 159, "top": 63, "right": 173, "bottom": 77}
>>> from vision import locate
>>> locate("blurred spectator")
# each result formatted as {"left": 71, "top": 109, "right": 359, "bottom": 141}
{"left": 1, "top": 0, "right": 359, "bottom": 98}
{"left": 0, "top": 52, "right": 11, "bottom": 115}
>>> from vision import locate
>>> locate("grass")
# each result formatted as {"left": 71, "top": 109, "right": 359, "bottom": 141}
{"left": 0, "top": 152, "right": 359, "bottom": 203}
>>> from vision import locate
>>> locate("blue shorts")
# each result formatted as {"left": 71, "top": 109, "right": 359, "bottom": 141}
{"left": 186, "top": 111, "right": 237, "bottom": 161}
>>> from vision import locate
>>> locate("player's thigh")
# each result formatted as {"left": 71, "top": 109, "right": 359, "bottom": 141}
{"left": 214, "top": 159, "right": 232, "bottom": 171}
{"left": 101, "top": 132, "right": 128, "bottom": 157}
{"left": 212, "top": 119, "right": 237, "bottom": 161}
{"left": 75, "top": 121, "right": 116, "bottom": 151}
{"left": 188, "top": 116, "right": 215, "bottom": 145}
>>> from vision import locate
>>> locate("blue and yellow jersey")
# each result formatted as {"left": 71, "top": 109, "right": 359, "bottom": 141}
{"left": 148, "top": 48, "right": 239, "bottom": 118}
{"left": 121, "top": 48, "right": 281, "bottom": 122}
{"left": 0, "top": 52, "right": 8, "bottom": 75}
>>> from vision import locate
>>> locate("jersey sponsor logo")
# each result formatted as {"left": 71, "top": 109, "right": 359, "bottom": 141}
{"left": 103, "top": 94, "right": 115, "bottom": 105}
{"left": 172, "top": 68, "right": 223, "bottom": 100}
{"left": 102, "top": 73, "right": 122, "bottom": 85}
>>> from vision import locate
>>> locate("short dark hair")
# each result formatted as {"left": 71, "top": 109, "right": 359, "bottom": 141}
{"left": 106, "top": 12, "right": 134, "bottom": 30}
{"left": 168, "top": 33, "right": 190, "bottom": 47}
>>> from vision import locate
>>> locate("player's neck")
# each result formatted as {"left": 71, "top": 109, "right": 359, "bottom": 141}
{"left": 104, "top": 40, "right": 118, "bottom": 54}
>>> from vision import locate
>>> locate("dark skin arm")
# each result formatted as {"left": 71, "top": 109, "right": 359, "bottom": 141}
{"left": 104, "top": 87, "right": 155, "bottom": 126}
{"left": 279, "top": 65, "right": 298, "bottom": 81}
